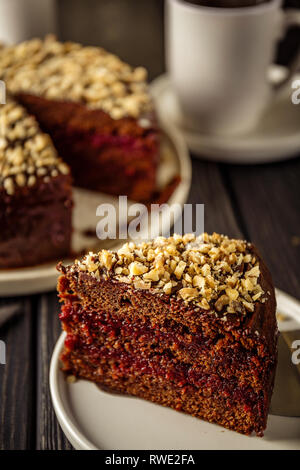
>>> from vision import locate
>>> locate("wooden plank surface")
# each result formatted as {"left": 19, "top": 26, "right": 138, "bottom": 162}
{"left": 0, "top": 297, "right": 36, "bottom": 450}
{"left": 188, "top": 159, "right": 243, "bottom": 239}
{"left": 36, "top": 293, "right": 72, "bottom": 450}
{"left": 224, "top": 158, "right": 300, "bottom": 298}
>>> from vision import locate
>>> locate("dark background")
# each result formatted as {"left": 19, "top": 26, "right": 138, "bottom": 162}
{"left": 56, "top": 0, "right": 300, "bottom": 80}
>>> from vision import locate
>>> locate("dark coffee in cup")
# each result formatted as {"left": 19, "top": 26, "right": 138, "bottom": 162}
{"left": 181, "top": 0, "right": 271, "bottom": 7}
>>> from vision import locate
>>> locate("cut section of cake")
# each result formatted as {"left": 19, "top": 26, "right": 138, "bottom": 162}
{"left": 57, "top": 233, "right": 278, "bottom": 436}
{"left": 0, "top": 98, "right": 73, "bottom": 268}
{"left": 0, "top": 36, "right": 159, "bottom": 202}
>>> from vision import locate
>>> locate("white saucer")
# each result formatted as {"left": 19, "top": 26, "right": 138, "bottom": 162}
{"left": 50, "top": 290, "right": 300, "bottom": 450}
{"left": 0, "top": 127, "right": 191, "bottom": 297}
{"left": 150, "top": 66, "right": 300, "bottom": 164}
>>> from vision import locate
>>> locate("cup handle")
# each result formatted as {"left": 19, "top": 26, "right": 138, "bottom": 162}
{"left": 273, "top": 9, "right": 300, "bottom": 93}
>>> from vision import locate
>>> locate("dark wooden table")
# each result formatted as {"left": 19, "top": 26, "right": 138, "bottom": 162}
{"left": 1, "top": 154, "right": 300, "bottom": 450}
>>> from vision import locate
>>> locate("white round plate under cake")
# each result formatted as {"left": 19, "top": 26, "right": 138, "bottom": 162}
{"left": 151, "top": 65, "right": 300, "bottom": 164}
{"left": 50, "top": 289, "right": 300, "bottom": 450}
{"left": 0, "top": 125, "right": 192, "bottom": 296}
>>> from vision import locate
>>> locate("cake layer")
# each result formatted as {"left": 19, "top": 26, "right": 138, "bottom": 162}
{"left": 62, "top": 330, "right": 273, "bottom": 410}
{"left": 61, "top": 346, "right": 270, "bottom": 436}
{"left": 18, "top": 94, "right": 159, "bottom": 201}
{"left": 59, "top": 299, "right": 275, "bottom": 393}
{"left": 0, "top": 174, "right": 72, "bottom": 268}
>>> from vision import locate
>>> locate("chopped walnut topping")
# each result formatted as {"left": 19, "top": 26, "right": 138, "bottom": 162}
{"left": 0, "top": 35, "right": 153, "bottom": 120}
{"left": 178, "top": 288, "right": 198, "bottom": 301}
{"left": 0, "top": 98, "right": 70, "bottom": 195}
{"left": 245, "top": 265, "right": 260, "bottom": 278}
{"left": 143, "top": 269, "right": 160, "bottom": 282}
{"left": 242, "top": 300, "right": 255, "bottom": 312}
{"left": 100, "top": 250, "right": 115, "bottom": 271}
{"left": 134, "top": 279, "right": 151, "bottom": 290}
{"left": 174, "top": 260, "right": 186, "bottom": 279}
{"left": 75, "top": 233, "right": 266, "bottom": 318}
{"left": 129, "top": 261, "right": 148, "bottom": 276}
{"left": 225, "top": 288, "right": 239, "bottom": 301}
{"left": 215, "top": 295, "right": 230, "bottom": 312}
{"left": 163, "top": 281, "right": 173, "bottom": 295}
{"left": 192, "top": 275, "right": 205, "bottom": 289}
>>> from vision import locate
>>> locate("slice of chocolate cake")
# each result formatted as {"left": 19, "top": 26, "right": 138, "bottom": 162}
{"left": 0, "top": 99, "right": 72, "bottom": 268}
{"left": 0, "top": 36, "right": 159, "bottom": 202}
{"left": 57, "top": 233, "right": 278, "bottom": 436}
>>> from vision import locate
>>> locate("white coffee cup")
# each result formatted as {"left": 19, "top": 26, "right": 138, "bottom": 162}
{"left": 166, "top": 0, "right": 300, "bottom": 135}
{"left": 0, "top": 0, "right": 56, "bottom": 44}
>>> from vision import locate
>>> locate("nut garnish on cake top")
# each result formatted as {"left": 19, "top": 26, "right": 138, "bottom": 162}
{"left": 0, "top": 35, "right": 153, "bottom": 120}
{"left": 74, "top": 233, "right": 266, "bottom": 319}
{"left": 0, "top": 98, "right": 70, "bottom": 195}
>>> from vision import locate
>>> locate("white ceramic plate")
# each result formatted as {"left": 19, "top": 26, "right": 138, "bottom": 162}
{"left": 50, "top": 290, "right": 300, "bottom": 450}
{"left": 150, "top": 66, "right": 300, "bottom": 164}
{"left": 0, "top": 127, "right": 191, "bottom": 297}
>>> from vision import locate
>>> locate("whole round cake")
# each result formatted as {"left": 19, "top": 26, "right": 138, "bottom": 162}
{"left": 0, "top": 36, "right": 160, "bottom": 268}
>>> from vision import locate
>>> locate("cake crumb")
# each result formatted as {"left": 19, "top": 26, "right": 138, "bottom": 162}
{"left": 66, "top": 375, "right": 77, "bottom": 384}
